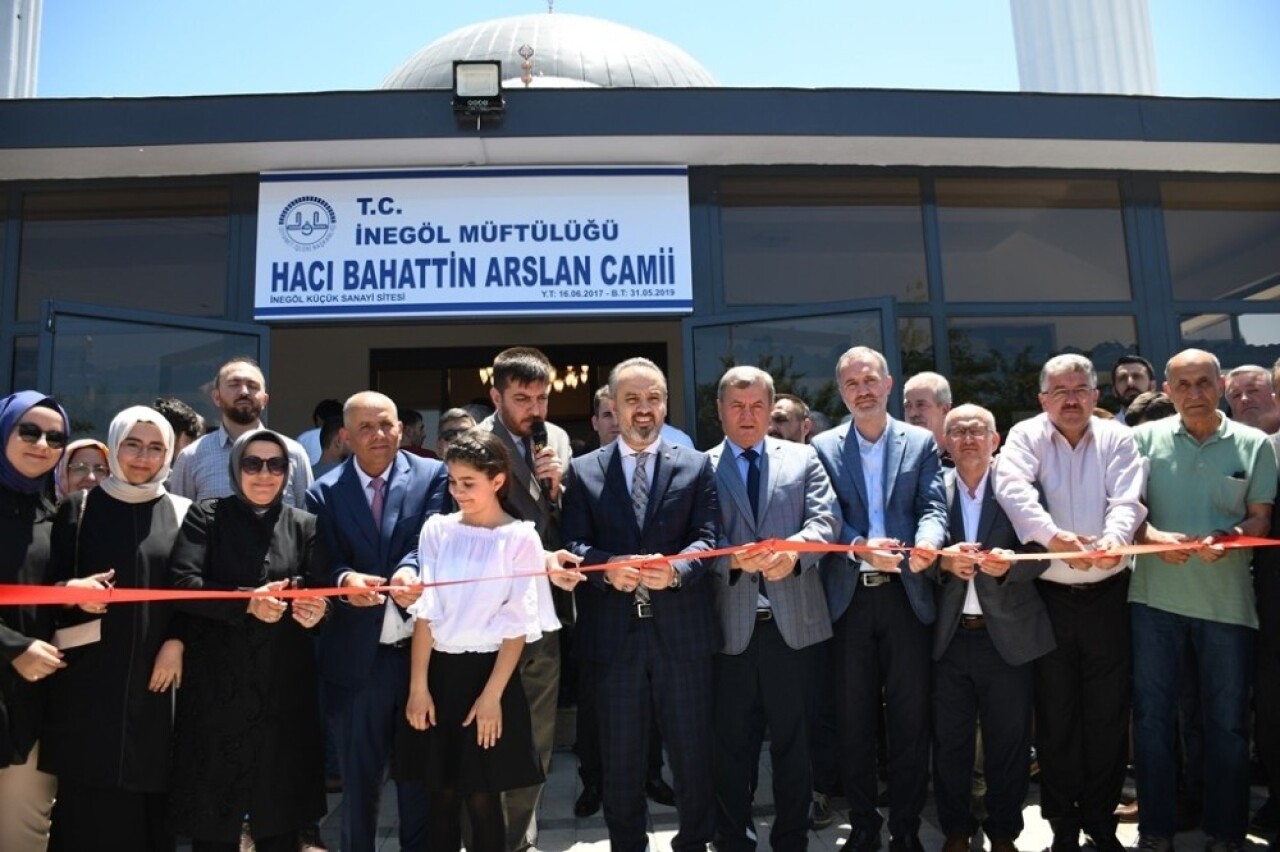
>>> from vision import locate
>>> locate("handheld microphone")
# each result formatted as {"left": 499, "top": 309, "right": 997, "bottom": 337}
{"left": 530, "top": 419, "right": 552, "bottom": 494}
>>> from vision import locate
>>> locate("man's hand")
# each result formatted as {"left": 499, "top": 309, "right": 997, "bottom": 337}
{"left": 732, "top": 544, "right": 771, "bottom": 574}
{"left": 760, "top": 549, "right": 799, "bottom": 582}
{"left": 532, "top": 446, "right": 564, "bottom": 501}
{"left": 1198, "top": 534, "right": 1229, "bottom": 564}
{"left": 546, "top": 549, "right": 587, "bottom": 591}
{"left": 388, "top": 567, "right": 422, "bottom": 609}
{"left": 341, "top": 572, "right": 387, "bottom": 607}
{"left": 1048, "top": 531, "right": 1096, "bottom": 571}
{"left": 863, "top": 537, "right": 904, "bottom": 573}
{"left": 604, "top": 556, "right": 642, "bottom": 592}
{"left": 1143, "top": 526, "right": 1195, "bottom": 565}
{"left": 940, "top": 543, "right": 981, "bottom": 580}
{"left": 978, "top": 548, "right": 1014, "bottom": 578}
{"left": 1091, "top": 536, "right": 1124, "bottom": 571}
{"left": 908, "top": 541, "right": 939, "bottom": 574}
{"left": 637, "top": 555, "right": 676, "bottom": 590}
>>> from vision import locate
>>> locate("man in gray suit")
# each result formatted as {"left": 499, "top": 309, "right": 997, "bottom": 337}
{"left": 930, "top": 404, "right": 1055, "bottom": 852}
{"left": 708, "top": 366, "right": 840, "bottom": 852}
{"left": 477, "top": 346, "right": 572, "bottom": 852}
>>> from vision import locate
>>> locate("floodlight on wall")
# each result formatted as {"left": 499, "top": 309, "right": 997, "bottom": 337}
{"left": 453, "top": 61, "right": 505, "bottom": 128}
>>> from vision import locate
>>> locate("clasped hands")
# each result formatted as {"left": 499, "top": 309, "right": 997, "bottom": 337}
{"left": 1141, "top": 526, "right": 1229, "bottom": 565}
{"left": 1048, "top": 531, "right": 1128, "bottom": 571}
{"left": 940, "top": 542, "right": 1014, "bottom": 579}
{"left": 732, "top": 541, "right": 800, "bottom": 581}
{"left": 861, "top": 537, "right": 939, "bottom": 574}
{"left": 246, "top": 578, "right": 328, "bottom": 628}
{"left": 605, "top": 554, "right": 674, "bottom": 592}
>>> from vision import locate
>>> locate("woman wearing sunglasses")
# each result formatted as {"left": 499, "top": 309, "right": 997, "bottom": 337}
{"left": 168, "top": 429, "right": 332, "bottom": 852}
{"left": 40, "top": 406, "right": 192, "bottom": 851}
{"left": 0, "top": 390, "right": 70, "bottom": 852}
{"left": 52, "top": 438, "right": 110, "bottom": 502}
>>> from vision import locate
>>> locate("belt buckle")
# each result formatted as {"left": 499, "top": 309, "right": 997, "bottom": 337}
{"left": 756, "top": 608, "right": 773, "bottom": 622}
{"left": 861, "top": 572, "right": 890, "bottom": 588}
{"left": 633, "top": 601, "right": 654, "bottom": 619}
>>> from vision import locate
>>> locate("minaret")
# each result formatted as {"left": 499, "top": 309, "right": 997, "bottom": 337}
{"left": 1010, "top": 0, "right": 1158, "bottom": 95}
{"left": 0, "top": 0, "right": 42, "bottom": 98}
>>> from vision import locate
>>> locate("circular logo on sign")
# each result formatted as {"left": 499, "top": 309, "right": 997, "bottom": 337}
{"left": 278, "top": 196, "right": 337, "bottom": 251}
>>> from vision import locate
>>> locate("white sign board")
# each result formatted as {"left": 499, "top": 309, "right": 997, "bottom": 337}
{"left": 254, "top": 166, "right": 693, "bottom": 321}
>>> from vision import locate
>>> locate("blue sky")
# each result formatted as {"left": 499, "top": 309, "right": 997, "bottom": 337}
{"left": 36, "top": 0, "right": 1280, "bottom": 98}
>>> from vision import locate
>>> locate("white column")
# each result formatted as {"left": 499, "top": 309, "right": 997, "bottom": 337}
{"left": 1, "top": 0, "right": 43, "bottom": 99}
{"left": 1010, "top": 0, "right": 1158, "bottom": 95}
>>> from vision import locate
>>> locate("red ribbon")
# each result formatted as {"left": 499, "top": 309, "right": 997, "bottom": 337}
{"left": 2, "top": 536, "right": 1276, "bottom": 607}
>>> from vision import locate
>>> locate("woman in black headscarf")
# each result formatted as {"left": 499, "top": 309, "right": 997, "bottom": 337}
{"left": 168, "top": 428, "right": 331, "bottom": 852}
{"left": 41, "top": 405, "right": 192, "bottom": 852}
{"left": 0, "top": 390, "right": 69, "bottom": 852}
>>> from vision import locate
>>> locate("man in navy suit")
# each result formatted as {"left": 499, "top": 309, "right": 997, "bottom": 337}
{"left": 562, "top": 357, "right": 719, "bottom": 852}
{"left": 306, "top": 392, "right": 448, "bottom": 852}
{"left": 812, "top": 346, "right": 947, "bottom": 852}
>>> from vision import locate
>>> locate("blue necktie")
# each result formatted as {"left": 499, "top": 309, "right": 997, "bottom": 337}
{"left": 741, "top": 448, "right": 760, "bottom": 521}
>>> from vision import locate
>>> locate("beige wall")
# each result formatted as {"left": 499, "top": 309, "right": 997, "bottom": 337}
{"left": 266, "top": 318, "right": 688, "bottom": 437}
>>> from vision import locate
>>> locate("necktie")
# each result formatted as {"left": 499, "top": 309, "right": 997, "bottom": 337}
{"left": 632, "top": 452, "right": 650, "bottom": 527}
{"left": 741, "top": 448, "right": 761, "bottom": 521}
{"left": 370, "top": 475, "right": 385, "bottom": 528}
{"left": 632, "top": 452, "right": 651, "bottom": 605}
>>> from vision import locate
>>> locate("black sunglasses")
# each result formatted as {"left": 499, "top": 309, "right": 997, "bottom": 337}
{"left": 15, "top": 422, "right": 69, "bottom": 450}
{"left": 240, "top": 455, "right": 288, "bottom": 476}
{"left": 439, "top": 428, "right": 467, "bottom": 442}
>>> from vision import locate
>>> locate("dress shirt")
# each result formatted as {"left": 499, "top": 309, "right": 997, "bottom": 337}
{"left": 853, "top": 425, "right": 888, "bottom": 572}
{"left": 169, "top": 425, "right": 313, "bottom": 509}
{"left": 618, "top": 438, "right": 661, "bottom": 495}
{"left": 352, "top": 460, "right": 414, "bottom": 645}
{"left": 297, "top": 427, "right": 322, "bottom": 465}
{"left": 994, "top": 413, "right": 1146, "bottom": 585}
{"left": 957, "top": 470, "right": 988, "bottom": 615}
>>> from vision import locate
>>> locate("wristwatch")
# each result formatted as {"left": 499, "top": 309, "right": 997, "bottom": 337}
{"left": 668, "top": 569, "right": 682, "bottom": 589}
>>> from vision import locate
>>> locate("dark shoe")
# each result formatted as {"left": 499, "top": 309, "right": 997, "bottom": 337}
{"left": 1130, "top": 836, "right": 1171, "bottom": 852}
{"left": 888, "top": 835, "right": 923, "bottom": 852}
{"left": 1049, "top": 833, "right": 1080, "bottom": 852}
{"left": 1114, "top": 799, "right": 1139, "bottom": 824}
{"left": 990, "top": 839, "right": 1019, "bottom": 852}
{"left": 1085, "top": 833, "right": 1124, "bottom": 852}
{"left": 645, "top": 776, "right": 676, "bottom": 807}
{"left": 846, "top": 822, "right": 883, "bottom": 852}
{"left": 943, "top": 834, "right": 972, "bottom": 852}
{"left": 811, "top": 792, "right": 834, "bottom": 830}
{"left": 574, "top": 784, "right": 602, "bottom": 818}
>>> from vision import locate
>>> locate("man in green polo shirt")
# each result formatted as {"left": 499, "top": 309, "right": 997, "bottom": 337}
{"left": 1129, "top": 348, "right": 1277, "bottom": 852}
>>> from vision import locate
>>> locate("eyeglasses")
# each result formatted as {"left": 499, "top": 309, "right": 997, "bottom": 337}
{"left": 946, "top": 427, "right": 991, "bottom": 440}
{"left": 1043, "top": 387, "right": 1094, "bottom": 402}
{"left": 15, "top": 422, "right": 69, "bottom": 449}
{"left": 119, "top": 439, "right": 168, "bottom": 459}
{"left": 240, "top": 455, "right": 288, "bottom": 476}
{"left": 439, "top": 429, "right": 467, "bottom": 442}
{"left": 67, "top": 462, "right": 110, "bottom": 477}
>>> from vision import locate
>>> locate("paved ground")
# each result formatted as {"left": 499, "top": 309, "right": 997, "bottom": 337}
{"left": 288, "top": 709, "right": 1274, "bottom": 852}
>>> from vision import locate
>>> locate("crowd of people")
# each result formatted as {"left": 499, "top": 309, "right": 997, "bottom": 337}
{"left": 0, "top": 343, "right": 1277, "bottom": 852}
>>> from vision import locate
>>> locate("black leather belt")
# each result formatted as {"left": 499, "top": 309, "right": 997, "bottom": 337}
{"left": 959, "top": 614, "right": 986, "bottom": 631}
{"left": 381, "top": 638, "right": 411, "bottom": 649}
{"left": 756, "top": 608, "right": 773, "bottom": 622}
{"left": 632, "top": 601, "right": 654, "bottom": 619}
{"left": 859, "top": 572, "right": 900, "bottom": 588}
{"left": 1038, "top": 570, "right": 1127, "bottom": 594}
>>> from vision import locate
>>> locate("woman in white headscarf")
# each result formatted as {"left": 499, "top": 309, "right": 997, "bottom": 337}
{"left": 40, "top": 405, "right": 191, "bottom": 852}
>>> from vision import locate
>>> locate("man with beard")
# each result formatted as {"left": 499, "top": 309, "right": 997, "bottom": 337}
{"left": 170, "top": 357, "right": 313, "bottom": 507}
{"left": 562, "top": 357, "right": 719, "bottom": 852}
{"left": 903, "top": 372, "right": 953, "bottom": 466}
{"left": 1110, "top": 355, "right": 1156, "bottom": 421}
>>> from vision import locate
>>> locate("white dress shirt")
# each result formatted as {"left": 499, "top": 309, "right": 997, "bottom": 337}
{"left": 853, "top": 426, "right": 888, "bottom": 572}
{"left": 957, "top": 470, "right": 989, "bottom": 615}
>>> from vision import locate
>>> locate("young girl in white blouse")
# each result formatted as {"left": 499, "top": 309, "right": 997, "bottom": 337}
{"left": 396, "top": 429, "right": 554, "bottom": 852}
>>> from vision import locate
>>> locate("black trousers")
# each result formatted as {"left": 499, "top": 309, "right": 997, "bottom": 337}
{"left": 49, "top": 778, "right": 174, "bottom": 852}
{"left": 833, "top": 581, "right": 932, "bottom": 839}
{"left": 1034, "top": 573, "right": 1131, "bottom": 840}
{"left": 713, "top": 618, "right": 816, "bottom": 852}
{"left": 807, "top": 636, "right": 841, "bottom": 796}
{"left": 576, "top": 657, "right": 665, "bottom": 787}
{"left": 932, "top": 627, "right": 1034, "bottom": 842}
{"left": 1256, "top": 568, "right": 1280, "bottom": 806}
{"left": 192, "top": 833, "right": 295, "bottom": 852}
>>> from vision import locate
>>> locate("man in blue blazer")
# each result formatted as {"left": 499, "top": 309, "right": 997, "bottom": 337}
{"left": 306, "top": 392, "right": 448, "bottom": 852}
{"left": 707, "top": 366, "right": 840, "bottom": 852}
{"left": 811, "top": 346, "right": 947, "bottom": 852}
{"left": 562, "top": 357, "right": 719, "bottom": 852}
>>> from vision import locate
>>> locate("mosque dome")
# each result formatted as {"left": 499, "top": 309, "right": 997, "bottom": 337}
{"left": 380, "top": 13, "right": 717, "bottom": 90}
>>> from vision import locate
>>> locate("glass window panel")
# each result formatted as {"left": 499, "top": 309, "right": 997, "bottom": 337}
{"left": 692, "top": 310, "right": 885, "bottom": 447}
{"left": 720, "top": 177, "right": 927, "bottom": 305}
{"left": 1179, "top": 312, "right": 1280, "bottom": 372}
{"left": 12, "top": 336, "right": 37, "bottom": 393}
{"left": 937, "top": 179, "right": 1131, "bottom": 302}
{"left": 18, "top": 187, "right": 230, "bottom": 321}
{"left": 948, "top": 315, "right": 1137, "bottom": 431}
{"left": 1162, "top": 181, "right": 1280, "bottom": 302}
{"left": 898, "top": 316, "right": 935, "bottom": 379}
{"left": 47, "top": 315, "right": 259, "bottom": 439}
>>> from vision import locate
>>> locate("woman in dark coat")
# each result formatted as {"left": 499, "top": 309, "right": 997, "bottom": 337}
{"left": 0, "top": 390, "right": 69, "bottom": 852}
{"left": 168, "top": 428, "right": 331, "bottom": 852}
{"left": 41, "top": 405, "right": 192, "bottom": 851}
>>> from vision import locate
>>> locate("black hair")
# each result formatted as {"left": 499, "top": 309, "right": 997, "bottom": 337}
{"left": 1111, "top": 354, "right": 1156, "bottom": 385}
{"left": 318, "top": 415, "right": 344, "bottom": 449}
{"left": 444, "top": 429, "right": 512, "bottom": 499}
{"left": 312, "top": 398, "right": 343, "bottom": 423}
{"left": 152, "top": 396, "right": 203, "bottom": 441}
{"left": 1125, "top": 391, "right": 1176, "bottom": 425}
{"left": 491, "top": 347, "right": 553, "bottom": 391}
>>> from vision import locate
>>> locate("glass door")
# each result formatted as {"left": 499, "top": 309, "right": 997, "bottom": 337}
{"left": 37, "top": 301, "right": 267, "bottom": 439}
{"left": 683, "top": 298, "right": 898, "bottom": 447}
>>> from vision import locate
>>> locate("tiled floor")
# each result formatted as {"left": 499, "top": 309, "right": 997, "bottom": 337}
{"left": 290, "top": 709, "right": 1275, "bottom": 851}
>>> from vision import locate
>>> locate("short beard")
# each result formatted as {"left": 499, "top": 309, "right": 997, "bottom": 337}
{"left": 223, "top": 403, "right": 262, "bottom": 426}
